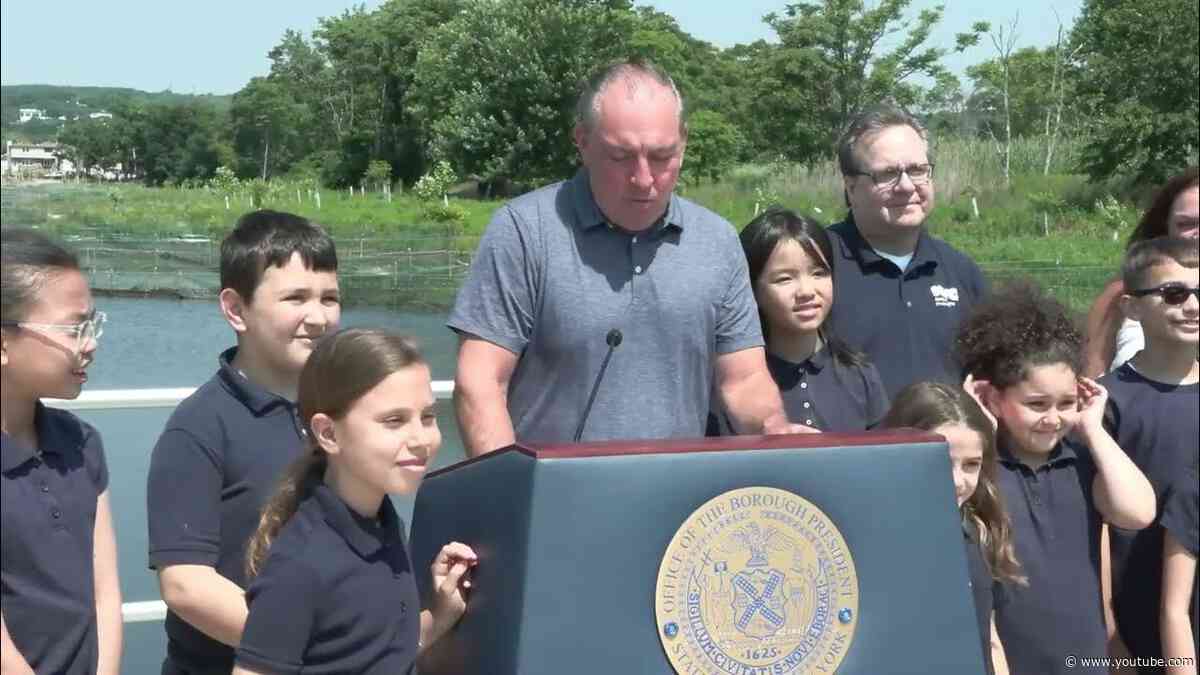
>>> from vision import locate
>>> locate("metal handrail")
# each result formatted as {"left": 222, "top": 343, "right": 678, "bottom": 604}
{"left": 44, "top": 381, "right": 457, "bottom": 624}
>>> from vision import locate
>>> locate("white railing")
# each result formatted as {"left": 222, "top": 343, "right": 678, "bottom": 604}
{"left": 45, "top": 381, "right": 457, "bottom": 624}
{"left": 49, "top": 380, "right": 455, "bottom": 412}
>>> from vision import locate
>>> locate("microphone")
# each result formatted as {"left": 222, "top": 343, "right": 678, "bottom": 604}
{"left": 573, "top": 329, "right": 623, "bottom": 443}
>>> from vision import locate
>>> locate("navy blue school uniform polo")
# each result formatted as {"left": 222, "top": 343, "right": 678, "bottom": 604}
{"left": 2, "top": 403, "right": 108, "bottom": 675}
{"left": 1100, "top": 364, "right": 1200, "bottom": 670}
{"left": 963, "top": 519, "right": 997, "bottom": 675}
{"left": 147, "top": 347, "right": 307, "bottom": 673}
{"left": 236, "top": 484, "right": 421, "bottom": 674}
{"left": 993, "top": 439, "right": 1110, "bottom": 675}
{"left": 1159, "top": 473, "right": 1199, "bottom": 662}
{"left": 825, "top": 217, "right": 988, "bottom": 398}
{"left": 707, "top": 348, "right": 889, "bottom": 434}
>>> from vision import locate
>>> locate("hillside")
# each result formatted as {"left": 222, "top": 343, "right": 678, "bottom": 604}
{"left": 1, "top": 84, "right": 231, "bottom": 142}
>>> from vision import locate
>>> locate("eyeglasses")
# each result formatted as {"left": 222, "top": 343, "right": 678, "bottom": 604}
{"left": 1127, "top": 284, "right": 1200, "bottom": 305}
{"left": 1, "top": 311, "right": 107, "bottom": 352}
{"left": 847, "top": 163, "right": 934, "bottom": 189}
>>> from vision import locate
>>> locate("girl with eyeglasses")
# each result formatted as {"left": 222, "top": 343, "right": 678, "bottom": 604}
{"left": 1, "top": 228, "right": 121, "bottom": 675}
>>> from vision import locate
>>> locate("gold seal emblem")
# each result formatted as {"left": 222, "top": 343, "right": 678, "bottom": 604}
{"left": 655, "top": 487, "right": 859, "bottom": 674}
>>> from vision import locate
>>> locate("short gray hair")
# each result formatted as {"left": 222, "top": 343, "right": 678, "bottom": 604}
{"left": 837, "top": 105, "right": 929, "bottom": 175}
{"left": 575, "top": 58, "right": 685, "bottom": 133}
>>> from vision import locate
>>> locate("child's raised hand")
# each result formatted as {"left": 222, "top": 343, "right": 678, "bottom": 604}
{"left": 962, "top": 373, "right": 997, "bottom": 431}
{"left": 428, "top": 541, "right": 478, "bottom": 634}
{"left": 1075, "top": 376, "right": 1109, "bottom": 432}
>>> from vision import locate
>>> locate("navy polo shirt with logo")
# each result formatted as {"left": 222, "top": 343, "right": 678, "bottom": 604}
{"left": 826, "top": 217, "right": 987, "bottom": 398}
{"left": 236, "top": 484, "right": 421, "bottom": 674}
{"left": 993, "top": 440, "right": 1109, "bottom": 674}
{"left": 1100, "top": 364, "right": 1200, "bottom": 669}
{"left": 1, "top": 403, "right": 108, "bottom": 675}
{"left": 147, "top": 347, "right": 307, "bottom": 672}
{"left": 1159, "top": 473, "right": 1199, "bottom": 662}
{"left": 709, "top": 348, "right": 889, "bottom": 434}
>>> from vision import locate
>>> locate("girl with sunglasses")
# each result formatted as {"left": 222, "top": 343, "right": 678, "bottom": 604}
{"left": 1, "top": 228, "right": 121, "bottom": 675}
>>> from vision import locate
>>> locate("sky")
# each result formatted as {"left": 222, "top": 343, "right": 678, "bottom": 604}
{"left": 1, "top": 0, "right": 1080, "bottom": 95}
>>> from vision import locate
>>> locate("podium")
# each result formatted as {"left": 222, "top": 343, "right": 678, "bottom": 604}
{"left": 410, "top": 432, "right": 987, "bottom": 674}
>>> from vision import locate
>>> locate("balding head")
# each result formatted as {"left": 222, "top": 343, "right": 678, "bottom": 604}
{"left": 575, "top": 59, "right": 685, "bottom": 135}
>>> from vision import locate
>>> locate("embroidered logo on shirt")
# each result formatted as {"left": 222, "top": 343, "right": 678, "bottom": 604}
{"left": 930, "top": 284, "right": 960, "bottom": 308}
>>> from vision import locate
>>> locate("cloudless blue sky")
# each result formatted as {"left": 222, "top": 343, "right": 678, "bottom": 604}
{"left": 1, "top": 0, "right": 1079, "bottom": 95}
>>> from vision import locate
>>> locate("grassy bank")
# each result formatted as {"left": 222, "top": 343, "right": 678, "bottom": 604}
{"left": 2, "top": 136, "right": 1138, "bottom": 310}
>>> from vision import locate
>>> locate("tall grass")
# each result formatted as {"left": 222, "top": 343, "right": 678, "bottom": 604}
{"left": 2, "top": 133, "right": 1135, "bottom": 310}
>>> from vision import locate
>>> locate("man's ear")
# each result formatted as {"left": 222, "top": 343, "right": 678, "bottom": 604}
{"left": 573, "top": 123, "right": 589, "bottom": 155}
{"left": 310, "top": 413, "right": 340, "bottom": 455}
{"left": 219, "top": 288, "right": 249, "bottom": 334}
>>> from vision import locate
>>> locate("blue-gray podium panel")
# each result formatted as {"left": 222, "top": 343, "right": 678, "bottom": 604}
{"left": 411, "top": 432, "right": 986, "bottom": 675}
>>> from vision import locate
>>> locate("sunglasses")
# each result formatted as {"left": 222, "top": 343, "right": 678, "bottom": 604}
{"left": 1128, "top": 284, "right": 1200, "bottom": 306}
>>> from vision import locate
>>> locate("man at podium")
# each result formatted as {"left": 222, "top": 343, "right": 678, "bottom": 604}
{"left": 448, "top": 59, "right": 806, "bottom": 456}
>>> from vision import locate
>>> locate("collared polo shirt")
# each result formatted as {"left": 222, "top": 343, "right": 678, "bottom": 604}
{"left": 826, "top": 217, "right": 987, "bottom": 398}
{"left": 709, "top": 348, "right": 889, "bottom": 434}
{"left": 1, "top": 403, "right": 108, "bottom": 675}
{"left": 236, "top": 484, "right": 420, "bottom": 674}
{"left": 1159, "top": 473, "right": 1199, "bottom": 662}
{"left": 1100, "top": 363, "right": 1199, "bottom": 666}
{"left": 147, "top": 347, "right": 307, "bottom": 672}
{"left": 448, "top": 169, "right": 762, "bottom": 444}
{"left": 993, "top": 440, "right": 1108, "bottom": 674}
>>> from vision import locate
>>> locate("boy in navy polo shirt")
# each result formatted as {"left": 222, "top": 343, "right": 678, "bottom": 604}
{"left": 2, "top": 229, "right": 122, "bottom": 675}
{"left": 827, "top": 105, "right": 988, "bottom": 398}
{"left": 1102, "top": 237, "right": 1199, "bottom": 673}
{"left": 147, "top": 211, "right": 340, "bottom": 674}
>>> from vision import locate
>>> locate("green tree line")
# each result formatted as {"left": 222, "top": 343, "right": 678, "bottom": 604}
{"left": 30, "top": 0, "right": 1200, "bottom": 190}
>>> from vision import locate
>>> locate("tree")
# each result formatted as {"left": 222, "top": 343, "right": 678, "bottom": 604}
{"left": 58, "top": 118, "right": 123, "bottom": 176}
{"left": 682, "top": 111, "right": 745, "bottom": 184}
{"left": 230, "top": 77, "right": 310, "bottom": 179}
{"left": 979, "top": 15, "right": 1020, "bottom": 188}
{"left": 919, "top": 72, "right": 968, "bottom": 135}
{"left": 1072, "top": 0, "right": 1200, "bottom": 183}
{"left": 261, "top": 0, "right": 464, "bottom": 187}
{"left": 137, "top": 104, "right": 228, "bottom": 186}
{"left": 747, "top": 0, "right": 987, "bottom": 162}
{"left": 411, "top": 0, "right": 638, "bottom": 188}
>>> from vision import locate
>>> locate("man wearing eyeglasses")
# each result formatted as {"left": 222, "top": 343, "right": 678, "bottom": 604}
{"left": 825, "top": 105, "right": 988, "bottom": 398}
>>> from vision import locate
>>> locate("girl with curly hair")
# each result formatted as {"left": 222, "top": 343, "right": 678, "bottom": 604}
{"left": 881, "top": 381, "right": 1024, "bottom": 675}
{"left": 956, "top": 281, "right": 1156, "bottom": 675}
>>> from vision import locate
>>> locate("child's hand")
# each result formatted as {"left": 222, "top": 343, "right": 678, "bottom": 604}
{"left": 428, "top": 542, "right": 478, "bottom": 636}
{"left": 1075, "top": 377, "right": 1109, "bottom": 433}
{"left": 962, "top": 373, "right": 997, "bottom": 431}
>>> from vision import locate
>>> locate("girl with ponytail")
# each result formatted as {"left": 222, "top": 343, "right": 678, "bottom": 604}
{"left": 234, "top": 328, "right": 476, "bottom": 674}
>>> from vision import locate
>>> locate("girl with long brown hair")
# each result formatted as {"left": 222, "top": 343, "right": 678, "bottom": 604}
{"left": 881, "top": 381, "right": 1023, "bottom": 675}
{"left": 232, "top": 328, "right": 476, "bottom": 675}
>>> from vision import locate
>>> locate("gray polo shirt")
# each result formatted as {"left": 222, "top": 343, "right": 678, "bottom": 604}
{"left": 448, "top": 169, "right": 762, "bottom": 444}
